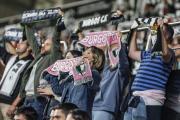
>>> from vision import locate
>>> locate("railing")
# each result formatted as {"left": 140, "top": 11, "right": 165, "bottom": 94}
{"left": 120, "top": 21, "right": 180, "bottom": 50}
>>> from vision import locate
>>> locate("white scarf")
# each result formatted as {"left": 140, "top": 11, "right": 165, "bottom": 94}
{"left": 0, "top": 55, "right": 31, "bottom": 97}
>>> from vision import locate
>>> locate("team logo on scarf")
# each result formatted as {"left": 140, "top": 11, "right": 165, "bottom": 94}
{"left": 42, "top": 57, "right": 92, "bottom": 86}
{"left": 74, "top": 60, "right": 88, "bottom": 76}
{"left": 151, "top": 24, "right": 158, "bottom": 49}
{"left": 73, "top": 58, "right": 92, "bottom": 86}
{"left": 78, "top": 30, "right": 121, "bottom": 67}
{"left": 126, "top": 17, "right": 162, "bottom": 59}
{"left": 110, "top": 44, "right": 119, "bottom": 59}
{"left": 106, "top": 31, "right": 121, "bottom": 67}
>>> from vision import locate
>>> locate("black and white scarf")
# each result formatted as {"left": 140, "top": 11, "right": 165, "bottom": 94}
{"left": 20, "top": 7, "right": 65, "bottom": 40}
{"left": 79, "top": 12, "right": 125, "bottom": 31}
{"left": 0, "top": 55, "right": 31, "bottom": 97}
{"left": 0, "top": 28, "right": 41, "bottom": 46}
{"left": 126, "top": 18, "right": 163, "bottom": 59}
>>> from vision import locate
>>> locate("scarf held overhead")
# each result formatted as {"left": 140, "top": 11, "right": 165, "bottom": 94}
{"left": 126, "top": 18, "right": 163, "bottom": 59}
{"left": 0, "top": 28, "right": 41, "bottom": 46}
{"left": 78, "top": 31, "right": 121, "bottom": 67}
{"left": 20, "top": 7, "right": 61, "bottom": 24}
{"left": 79, "top": 12, "right": 125, "bottom": 30}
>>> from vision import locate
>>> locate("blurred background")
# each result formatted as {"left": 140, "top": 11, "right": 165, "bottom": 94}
{"left": 1, "top": 1, "right": 180, "bottom": 119}
{"left": 1, "top": 0, "right": 180, "bottom": 74}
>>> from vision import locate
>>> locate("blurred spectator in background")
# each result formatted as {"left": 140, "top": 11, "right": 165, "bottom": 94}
{"left": 53, "top": 103, "right": 78, "bottom": 120}
{"left": 14, "top": 106, "right": 38, "bottom": 120}
{"left": 67, "top": 109, "right": 91, "bottom": 120}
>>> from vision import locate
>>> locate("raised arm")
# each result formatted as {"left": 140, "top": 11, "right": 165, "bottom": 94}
{"left": 78, "top": 32, "right": 84, "bottom": 40}
{"left": 128, "top": 28, "right": 142, "bottom": 62}
{"left": 50, "top": 9, "right": 64, "bottom": 64}
{"left": 158, "top": 19, "right": 173, "bottom": 63}
{"left": 119, "top": 40, "right": 130, "bottom": 93}
{"left": 5, "top": 41, "right": 17, "bottom": 55}
{"left": 0, "top": 46, "right": 13, "bottom": 65}
{"left": 25, "top": 25, "right": 41, "bottom": 57}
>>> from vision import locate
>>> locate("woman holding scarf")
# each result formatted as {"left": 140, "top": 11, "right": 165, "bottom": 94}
{"left": 38, "top": 47, "right": 105, "bottom": 117}
{"left": 92, "top": 29, "right": 130, "bottom": 120}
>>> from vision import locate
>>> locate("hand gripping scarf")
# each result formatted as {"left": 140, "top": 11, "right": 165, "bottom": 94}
{"left": 79, "top": 12, "right": 125, "bottom": 31}
{"left": 126, "top": 18, "right": 163, "bottom": 59}
{"left": 78, "top": 30, "right": 121, "bottom": 67}
{"left": 40, "top": 57, "right": 92, "bottom": 87}
{"left": 173, "top": 27, "right": 180, "bottom": 37}
{"left": 0, "top": 28, "right": 41, "bottom": 46}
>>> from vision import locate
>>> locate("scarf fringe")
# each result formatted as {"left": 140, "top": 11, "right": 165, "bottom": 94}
{"left": 74, "top": 76, "right": 93, "bottom": 86}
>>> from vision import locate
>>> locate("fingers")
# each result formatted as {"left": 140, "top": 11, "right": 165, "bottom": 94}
{"left": 117, "top": 31, "right": 123, "bottom": 38}
{"left": 58, "top": 9, "right": 65, "bottom": 16}
{"left": 6, "top": 108, "right": 14, "bottom": 116}
{"left": 157, "top": 18, "right": 164, "bottom": 27}
{"left": 116, "top": 10, "right": 123, "bottom": 15}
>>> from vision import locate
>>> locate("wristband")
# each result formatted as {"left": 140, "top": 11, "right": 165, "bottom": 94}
{"left": 12, "top": 104, "right": 16, "bottom": 107}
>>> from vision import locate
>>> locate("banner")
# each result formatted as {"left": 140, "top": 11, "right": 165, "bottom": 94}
{"left": 106, "top": 31, "right": 121, "bottom": 67}
{"left": 79, "top": 12, "right": 125, "bottom": 30}
{"left": 20, "top": 7, "right": 61, "bottom": 25}
{"left": 0, "top": 28, "right": 41, "bottom": 46}
{"left": 77, "top": 31, "right": 108, "bottom": 47}
{"left": 1, "top": 28, "right": 22, "bottom": 42}
{"left": 44, "top": 56, "right": 92, "bottom": 85}
{"left": 45, "top": 57, "right": 82, "bottom": 76}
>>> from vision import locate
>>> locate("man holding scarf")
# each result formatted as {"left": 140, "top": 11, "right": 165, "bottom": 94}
{"left": 19, "top": 9, "right": 64, "bottom": 120}
{"left": 123, "top": 18, "right": 175, "bottom": 120}
{"left": 0, "top": 40, "right": 34, "bottom": 120}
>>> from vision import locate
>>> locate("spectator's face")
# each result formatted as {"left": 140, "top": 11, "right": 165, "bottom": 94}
{"left": 16, "top": 40, "right": 29, "bottom": 55}
{"left": 50, "top": 110, "right": 55, "bottom": 120}
{"left": 14, "top": 114, "right": 26, "bottom": 120}
{"left": 66, "top": 114, "right": 75, "bottom": 120}
{"left": 82, "top": 48, "right": 94, "bottom": 62}
{"left": 41, "top": 39, "right": 52, "bottom": 56}
{"left": 54, "top": 109, "right": 66, "bottom": 120}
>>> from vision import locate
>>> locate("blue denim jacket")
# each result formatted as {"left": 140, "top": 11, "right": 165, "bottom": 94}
{"left": 45, "top": 70, "right": 100, "bottom": 116}
{"left": 92, "top": 42, "right": 130, "bottom": 117}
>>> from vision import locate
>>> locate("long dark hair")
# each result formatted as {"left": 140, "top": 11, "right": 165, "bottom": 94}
{"left": 69, "top": 50, "right": 82, "bottom": 58}
{"left": 87, "top": 46, "right": 105, "bottom": 74}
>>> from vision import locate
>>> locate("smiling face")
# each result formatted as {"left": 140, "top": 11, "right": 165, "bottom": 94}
{"left": 82, "top": 48, "right": 94, "bottom": 62}
{"left": 41, "top": 39, "right": 52, "bottom": 56}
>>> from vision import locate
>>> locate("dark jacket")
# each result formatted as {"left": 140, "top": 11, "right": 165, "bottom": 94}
{"left": 19, "top": 26, "right": 63, "bottom": 98}
{"left": 92, "top": 42, "right": 130, "bottom": 117}
{"left": 45, "top": 70, "right": 100, "bottom": 116}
